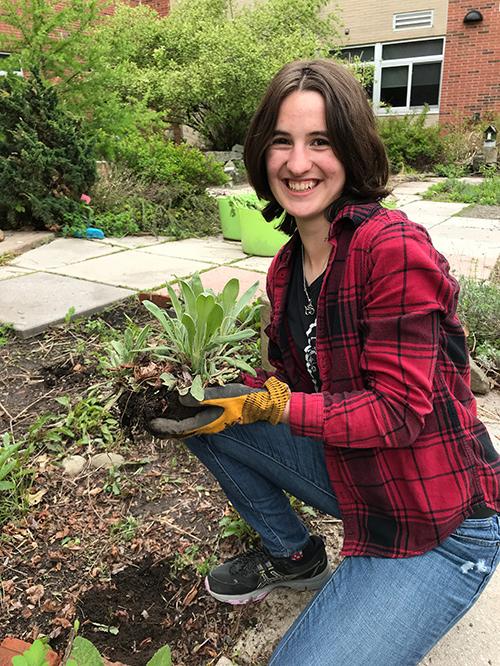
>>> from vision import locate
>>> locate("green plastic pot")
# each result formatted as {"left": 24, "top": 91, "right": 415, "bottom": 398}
{"left": 238, "top": 208, "right": 288, "bottom": 257}
{"left": 217, "top": 196, "right": 241, "bottom": 241}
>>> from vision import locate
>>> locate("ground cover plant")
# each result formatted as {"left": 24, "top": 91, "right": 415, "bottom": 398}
{"left": 423, "top": 172, "right": 500, "bottom": 205}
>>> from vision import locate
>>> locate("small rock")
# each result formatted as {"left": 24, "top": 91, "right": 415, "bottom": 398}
{"left": 90, "top": 453, "right": 125, "bottom": 469}
{"left": 216, "top": 658, "right": 235, "bottom": 666}
{"left": 231, "top": 143, "right": 244, "bottom": 156}
{"left": 0, "top": 229, "right": 4, "bottom": 242}
{"left": 470, "top": 357, "right": 491, "bottom": 395}
{"left": 224, "top": 159, "right": 236, "bottom": 174}
{"left": 62, "top": 455, "right": 87, "bottom": 477}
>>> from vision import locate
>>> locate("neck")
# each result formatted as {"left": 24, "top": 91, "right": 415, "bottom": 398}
{"left": 295, "top": 214, "right": 331, "bottom": 284}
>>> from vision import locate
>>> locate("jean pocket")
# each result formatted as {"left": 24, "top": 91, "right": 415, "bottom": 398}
{"left": 452, "top": 516, "right": 500, "bottom": 546}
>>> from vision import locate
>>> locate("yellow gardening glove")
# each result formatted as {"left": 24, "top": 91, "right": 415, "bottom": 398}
{"left": 148, "top": 377, "right": 290, "bottom": 438}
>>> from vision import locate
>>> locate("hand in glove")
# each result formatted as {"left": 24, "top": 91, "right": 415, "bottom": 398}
{"left": 148, "top": 376, "right": 290, "bottom": 438}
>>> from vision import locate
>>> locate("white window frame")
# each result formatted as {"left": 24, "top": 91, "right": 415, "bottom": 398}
{"left": 342, "top": 38, "right": 444, "bottom": 115}
{"left": 0, "top": 52, "right": 23, "bottom": 77}
{"left": 393, "top": 10, "right": 434, "bottom": 31}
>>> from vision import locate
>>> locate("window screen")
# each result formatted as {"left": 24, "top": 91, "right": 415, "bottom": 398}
{"left": 382, "top": 39, "right": 443, "bottom": 60}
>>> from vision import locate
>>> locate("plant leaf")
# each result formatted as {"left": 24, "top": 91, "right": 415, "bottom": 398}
{"left": 146, "top": 644, "right": 172, "bottom": 666}
{"left": 189, "top": 374, "right": 205, "bottom": 401}
{"left": 69, "top": 636, "right": 105, "bottom": 665}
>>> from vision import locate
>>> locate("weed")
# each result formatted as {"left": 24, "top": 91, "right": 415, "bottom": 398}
{"left": 0, "top": 252, "right": 16, "bottom": 266}
{"left": 172, "top": 544, "right": 217, "bottom": 577}
{"left": 0, "top": 323, "right": 14, "bottom": 346}
{"left": 104, "top": 467, "right": 123, "bottom": 496}
{"left": 110, "top": 515, "right": 138, "bottom": 542}
{"left": 27, "top": 392, "right": 120, "bottom": 454}
{"left": 0, "top": 433, "right": 33, "bottom": 527}
{"left": 64, "top": 306, "right": 76, "bottom": 324}
{"left": 289, "top": 495, "right": 318, "bottom": 518}
{"left": 219, "top": 513, "right": 257, "bottom": 542}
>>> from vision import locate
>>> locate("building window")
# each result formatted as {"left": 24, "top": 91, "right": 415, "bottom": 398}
{"left": 339, "top": 37, "right": 444, "bottom": 114}
{"left": 393, "top": 10, "right": 434, "bottom": 31}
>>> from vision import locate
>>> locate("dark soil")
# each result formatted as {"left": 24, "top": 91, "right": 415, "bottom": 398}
{"left": 119, "top": 385, "right": 205, "bottom": 432}
{"left": 0, "top": 298, "right": 344, "bottom": 665}
{"left": 77, "top": 557, "right": 244, "bottom": 665}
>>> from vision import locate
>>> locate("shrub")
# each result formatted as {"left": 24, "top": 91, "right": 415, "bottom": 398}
{"left": 115, "top": 132, "right": 227, "bottom": 189}
{"left": 0, "top": 73, "right": 97, "bottom": 230}
{"left": 377, "top": 108, "right": 444, "bottom": 172}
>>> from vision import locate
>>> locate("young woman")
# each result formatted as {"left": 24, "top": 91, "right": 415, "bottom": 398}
{"left": 150, "top": 60, "right": 500, "bottom": 665}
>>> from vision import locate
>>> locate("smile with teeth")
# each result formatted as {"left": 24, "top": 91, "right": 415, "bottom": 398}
{"left": 286, "top": 179, "right": 318, "bottom": 192}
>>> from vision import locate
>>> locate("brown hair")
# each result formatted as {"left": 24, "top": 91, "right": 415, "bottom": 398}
{"left": 244, "top": 59, "right": 390, "bottom": 235}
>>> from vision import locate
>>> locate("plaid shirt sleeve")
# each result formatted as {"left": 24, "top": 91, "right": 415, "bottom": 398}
{"left": 289, "top": 221, "right": 455, "bottom": 448}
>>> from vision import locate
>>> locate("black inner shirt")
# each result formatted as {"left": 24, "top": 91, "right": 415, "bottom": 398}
{"left": 286, "top": 245, "right": 325, "bottom": 391}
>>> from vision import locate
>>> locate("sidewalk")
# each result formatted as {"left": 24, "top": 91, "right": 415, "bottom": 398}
{"left": 1, "top": 181, "right": 499, "bottom": 665}
{"left": 0, "top": 181, "right": 498, "bottom": 337}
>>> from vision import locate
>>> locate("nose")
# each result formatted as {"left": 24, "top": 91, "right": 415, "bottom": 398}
{"left": 286, "top": 144, "right": 312, "bottom": 176}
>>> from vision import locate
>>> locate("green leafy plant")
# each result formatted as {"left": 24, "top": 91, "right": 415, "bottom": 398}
{"left": 172, "top": 544, "right": 217, "bottom": 576}
{"left": 12, "top": 638, "right": 49, "bottom": 666}
{"left": 109, "top": 274, "right": 260, "bottom": 401}
{"left": 0, "top": 433, "right": 32, "bottom": 527}
{"left": 0, "top": 322, "right": 13, "bottom": 346}
{"left": 378, "top": 107, "right": 444, "bottom": 173}
{"left": 219, "top": 513, "right": 257, "bottom": 542}
{"left": 27, "top": 393, "right": 120, "bottom": 453}
{"left": 110, "top": 516, "right": 139, "bottom": 542}
{"left": 423, "top": 175, "right": 500, "bottom": 205}
{"left": 143, "top": 274, "right": 260, "bottom": 399}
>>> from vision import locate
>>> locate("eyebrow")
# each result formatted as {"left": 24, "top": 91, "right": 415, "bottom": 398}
{"left": 272, "top": 130, "right": 328, "bottom": 137}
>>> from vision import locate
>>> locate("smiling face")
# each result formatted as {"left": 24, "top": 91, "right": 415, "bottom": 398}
{"left": 265, "top": 90, "right": 346, "bottom": 229}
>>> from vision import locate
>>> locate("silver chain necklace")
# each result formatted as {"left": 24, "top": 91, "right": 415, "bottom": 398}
{"left": 302, "top": 245, "right": 329, "bottom": 317}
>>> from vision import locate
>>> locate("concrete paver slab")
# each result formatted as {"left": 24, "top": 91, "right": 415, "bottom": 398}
{"left": 0, "top": 272, "right": 132, "bottom": 337}
{"left": 49, "top": 249, "right": 214, "bottom": 290}
{"left": 392, "top": 180, "right": 441, "bottom": 196}
{"left": 0, "top": 266, "right": 32, "bottom": 281}
{"left": 182, "top": 265, "right": 266, "bottom": 296}
{"left": 0, "top": 230, "right": 55, "bottom": 256}
{"left": 233, "top": 255, "right": 274, "bottom": 273}
{"left": 441, "top": 254, "right": 496, "bottom": 281}
{"left": 399, "top": 200, "right": 468, "bottom": 228}
{"left": 95, "top": 235, "right": 173, "bottom": 249}
{"left": 10, "top": 238, "right": 121, "bottom": 270}
{"left": 431, "top": 216, "right": 500, "bottom": 238}
{"left": 392, "top": 193, "right": 421, "bottom": 206}
{"left": 142, "top": 237, "right": 247, "bottom": 264}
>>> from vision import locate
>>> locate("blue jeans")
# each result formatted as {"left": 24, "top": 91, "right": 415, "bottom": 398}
{"left": 186, "top": 422, "right": 500, "bottom": 665}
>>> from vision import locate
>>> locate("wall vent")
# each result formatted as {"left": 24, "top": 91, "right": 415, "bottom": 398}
{"left": 393, "top": 10, "right": 434, "bottom": 30}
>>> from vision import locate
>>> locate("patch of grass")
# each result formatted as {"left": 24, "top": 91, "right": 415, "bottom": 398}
{"left": 423, "top": 174, "right": 500, "bottom": 205}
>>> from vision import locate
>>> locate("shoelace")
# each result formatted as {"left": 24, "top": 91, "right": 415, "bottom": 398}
{"left": 230, "top": 548, "right": 272, "bottom": 575}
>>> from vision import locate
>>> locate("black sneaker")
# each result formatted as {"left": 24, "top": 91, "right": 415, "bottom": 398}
{"left": 205, "top": 535, "right": 330, "bottom": 605}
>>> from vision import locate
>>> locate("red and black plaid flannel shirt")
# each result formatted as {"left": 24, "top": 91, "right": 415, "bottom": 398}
{"left": 245, "top": 202, "right": 500, "bottom": 558}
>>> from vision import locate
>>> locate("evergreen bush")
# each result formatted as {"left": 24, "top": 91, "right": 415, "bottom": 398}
{"left": 0, "top": 73, "right": 97, "bottom": 230}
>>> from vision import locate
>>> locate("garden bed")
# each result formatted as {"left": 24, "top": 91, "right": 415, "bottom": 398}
{"left": 0, "top": 299, "right": 343, "bottom": 665}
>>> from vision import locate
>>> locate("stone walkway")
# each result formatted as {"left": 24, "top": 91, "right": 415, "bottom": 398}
{"left": 1, "top": 180, "right": 499, "bottom": 337}
{"left": 1, "top": 181, "right": 499, "bottom": 665}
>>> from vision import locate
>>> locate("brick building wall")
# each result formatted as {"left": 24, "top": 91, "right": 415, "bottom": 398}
{"left": 0, "top": 0, "right": 170, "bottom": 46}
{"left": 439, "top": 0, "right": 500, "bottom": 123}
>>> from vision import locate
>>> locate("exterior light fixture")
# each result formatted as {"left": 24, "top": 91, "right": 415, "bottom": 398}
{"left": 463, "top": 9, "right": 483, "bottom": 23}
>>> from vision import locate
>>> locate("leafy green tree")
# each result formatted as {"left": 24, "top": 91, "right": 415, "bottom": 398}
{"left": 0, "top": 0, "right": 106, "bottom": 82}
{"left": 0, "top": 73, "right": 97, "bottom": 230}
{"left": 86, "top": 0, "right": 342, "bottom": 149}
